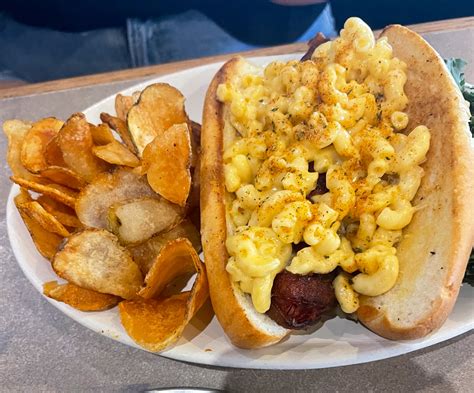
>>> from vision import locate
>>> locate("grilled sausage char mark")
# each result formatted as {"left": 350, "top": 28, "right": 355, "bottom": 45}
{"left": 267, "top": 270, "right": 336, "bottom": 329}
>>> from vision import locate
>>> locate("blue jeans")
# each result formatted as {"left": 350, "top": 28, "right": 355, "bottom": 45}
{"left": 0, "top": 5, "right": 335, "bottom": 83}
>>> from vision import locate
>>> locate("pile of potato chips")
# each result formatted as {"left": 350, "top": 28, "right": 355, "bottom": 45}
{"left": 4, "top": 83, "right": 208, "bottom": 352}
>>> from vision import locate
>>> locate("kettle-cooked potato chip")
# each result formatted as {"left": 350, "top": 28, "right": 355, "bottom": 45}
{"left": 11, "top": 176, "right": 78, "bottom": 207}
{"left": 39, "top": 166, "right": 87, "bottom": 190}
{"left": 107, "top": 197, "right": 183, "bottom": 244}
{"left": 100, "top": 112, "right": 137, "bottom": 154}
{"left": 142, "top": 123, "right": 192, "bottom": 206}
{"left": 3, "top": 119, "right": 43, "bottom": 182}
{"left": 128, "top": 220, "right": 200, "bottom": 275}
{"left": 119, "top": 238, "right": 208, "bottom": 352}
{"left": 58, "top": 113, "right": 110, "bottom": 182}
{"left": 90, "top": 123, "right": 116, "bottom": 145}
{"left": 76, "top": 168, "right": 157, "bottom": 228}
{"left": 53, "top": 229, "right": 143, "bottom": 299}
{"left": 36, "top": 195, "right": 82, "bottom": 228}
{"left": 44, "top": 136, "right": 67, "bottom": 167}
{"left": 138, "top": 238, "right": 197, "bottom": 299}
{"left": 43, "top": 281, "right": 121, "bottom": 311}
{"left": 14, "top": 192, "right": 63, "bottom": 260}
{"left": 92, "top": 140, "right": 140, "bottom": 167}
{"left": 119, "top": 294, "right": 188, "bottom": 351}
{"left": 20, "top": 117, "right": 64, "bottom": 173}
{"left": 115, "top": 94, "right": 135, "bottom": 122}
{"left": 127, "top": 83, "right": 188, "bottom": 156}
{"left": 17, "top": 200, "right": 70, "bottom": 237}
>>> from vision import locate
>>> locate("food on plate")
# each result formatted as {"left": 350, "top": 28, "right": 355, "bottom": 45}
{"left": 142, "top": 123, "right": 192, "bottom": 206}
{"left": 43, "top": 281, "right": 121, "bottom": 311}
{"left": 57, "top": 113, "right": 111, "bottom": 182}
{"left": 38, "top": 166, "right": 87, "bottom": 190}
{"left": 107, "top": 197, "right": 184, "bottom": 244}
{"left": 127, "top": 83, "right": 188, "bottom": 155}
{"left": 128, "top": 219, "right": 201, "bottom": 275}
{"left": 4, "top": 81, "right": 207, "bottom": 351}
{"left": 20, "top": 117, "right": 64, "bottom": 173}
{"left": 89, "top": 123, "right": 116, "bottom": 145}
{"left": 11, "top": 176, "right": 78, "bottom": 207}
{"left": 201, "top": 17, "right": 474, "bottom": 347}
{"left": 75, "top": 168, "right": 158, "bottom": 228}
{"left": 52, "top": 229, "right": 143, "bottom": 299}
{"left": 119, "top": 238, "right": 208, "bottom": 352}
{"left": 114, "top": 93, "right": 136, "bottom": 122}
{"left": 99, "top": 112, "right": 137, "bottom": 154}
{"left": 4, "top": 119, "right": 39, "bottom": 181}
{"left": 92, "top": 140, "right": 140, "bottom": 167}
{"left": 16, "top": 199, "right": 71, "bottom": 237}
{"left": 36, "top": 195, "right": 82, "bottom": 228}
{"left": 14, "top": 190, "right": 63, "bottom": 260}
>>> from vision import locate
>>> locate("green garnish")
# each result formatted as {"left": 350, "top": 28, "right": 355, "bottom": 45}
{"left": 465, "top": 251, "right": 474, "bottom": 286}
{"left": 444, "top": 58, "right": 474, "bottom": 136}
{"left": 445, "top": 58, "right": 474, "bottom": 285}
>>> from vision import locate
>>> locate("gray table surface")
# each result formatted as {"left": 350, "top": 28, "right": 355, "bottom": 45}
{"left": 1, "top": 29, "right": 474, "bottom": 393}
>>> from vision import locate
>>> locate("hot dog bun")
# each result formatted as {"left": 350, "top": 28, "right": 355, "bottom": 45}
{"left": 357, "top": 25, "right": 474, "bottom": 339}
{"left": 201, "top": 58, "right": 290, "bottom": 348}
{"left": 201, "top": 27, "right": 474, "bottom": 348}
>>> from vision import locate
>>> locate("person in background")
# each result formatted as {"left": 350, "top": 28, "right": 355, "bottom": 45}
{"left": 0, "top": 0, "right": 333, "bottom": 84}
{"left": 1, "top": 0, "right": 473, "bottom": 84}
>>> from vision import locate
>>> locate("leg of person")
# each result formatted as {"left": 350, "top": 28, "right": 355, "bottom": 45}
{"left": 126, "top": 10, "right": 255, "bottom": 68}
{"left": 0, "top": 13, "right": 131, "bottom": 83}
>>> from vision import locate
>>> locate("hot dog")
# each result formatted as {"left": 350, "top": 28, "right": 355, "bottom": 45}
{"left": 201, "top": 18, "right": 474, "bottom": 348}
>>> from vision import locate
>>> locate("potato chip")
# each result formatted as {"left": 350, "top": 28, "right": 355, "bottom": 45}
{"left": 90, "top": 123, "right": 115, "bottom": 145}
{"left": 20, "top": 117, "right": 64, "bottom": 173}
{"left": 14, "top": 192, "right": 63, "bottom": 260}
{"left": 43, "top": 281, "right": 120, "bottom": 311}
{"left": 16, "top": 187, "right": 33, "bottom": 204}
{"left": 129, "top": 220, "right": 200, "bottom": 275}
{"left": 119, "top": 238, "right": 208, "bottom": 351}
{"left": 3, "top": 119, "right": 42, "bottom": 182}
{"left": 10, "top": 176, "right": 77, "bottom": 207}
{"left": 107, "top": 197, "right": 183, "bottom": 245}
{"left": 53, "top": 229, "right": 143, "bottom": 299}
{"left": 76, "top": 168, "right": 157, "bottom": 228}
{"left": 92, "top": 140, "right": 140, "bottom": 167}
{"left": 138, "top": 238, "right": 197, "bottom": 299}
{"left": 132, "top": 91, "right": 141, "bottom": 103}
{"left": 142, "top": 123, "right": 191, "bottom": 206}
{"left": 58, "top": 113, "right": 110, "bottom": 182}
{"left": 39, "top": 166, "right": 86, "bottom": 190}
{"left": 115, "top": 94, "right": 134, "bottom": 122}
{"left": 100, "top": 112, "right": 137, "bottom": 154}
{"left": 17, "top": 200, "right": 70, "bottom": 237}
{"left": 44, "top": 136, "right": 67, "bottom": 167}
{"left": 119, "top": 294, "right": 188, "bottom": 351}
{"left": 36, "top": 195, "right": 82, "bottom": 228}
{"left": 127, "top": 83, "right": 188, "bottom": 156}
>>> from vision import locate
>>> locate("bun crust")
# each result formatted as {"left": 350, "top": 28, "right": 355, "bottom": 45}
{"left": 201, "top": 58, "right": 289, "bottom": 349}
{"left": 357, "top": 25, "right": 474, "bottom": 339}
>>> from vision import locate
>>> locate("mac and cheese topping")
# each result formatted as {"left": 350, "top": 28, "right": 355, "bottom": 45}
{"left": 218, "top": 17, "right": 430, "bottom": 314}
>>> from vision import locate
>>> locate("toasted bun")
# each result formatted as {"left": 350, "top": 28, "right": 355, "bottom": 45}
{"left": 201, "top": 57, "right": 289, "bottom": 349}
{"left": 357, "top": 25, "right": 474, "bottom": 339}
{"left": 201, "top": 26, "right": 474, "bottom": 347}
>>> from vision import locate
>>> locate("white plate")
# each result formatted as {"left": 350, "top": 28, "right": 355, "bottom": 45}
{"left": 7, "top": 55, "right": 474, "bottom": 370}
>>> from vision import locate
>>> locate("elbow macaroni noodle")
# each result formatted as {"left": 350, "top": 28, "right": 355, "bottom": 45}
{"left": 218, "top": 17, "right": 430, "bottom": 314}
